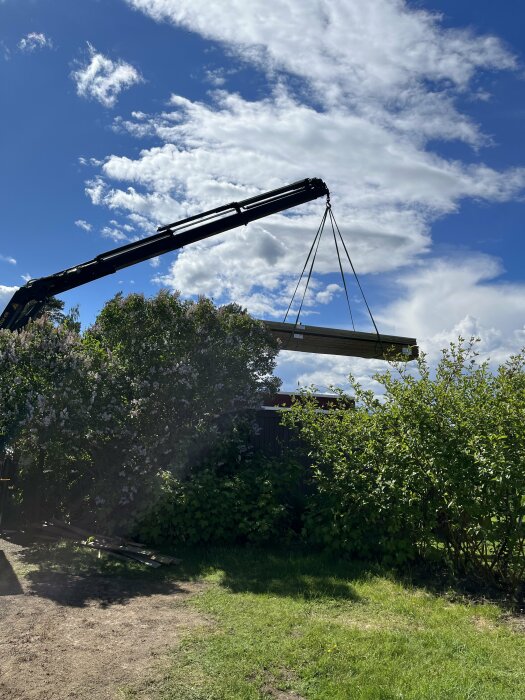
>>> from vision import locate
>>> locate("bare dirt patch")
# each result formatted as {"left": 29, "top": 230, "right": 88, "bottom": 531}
{"left": 471, "top": 615, "right": 498, "bottom": 632}
{"left": 0, "top": 536, "right": 207, "bottom": 700}
{"left": 262, "top": 687, "right": 306, "bottom": 700}
{"left": 502, "top": 614, "right": 525, "bottom": 634}
{"left": 260, "top": 668, "right": 306, "bottom": 700}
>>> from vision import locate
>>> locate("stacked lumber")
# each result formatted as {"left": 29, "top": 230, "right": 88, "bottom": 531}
{"left": 262, "top": 320, "right": 418, "bottom": 360}
{"left": 31, "top": 519, "right": 180, "bottom": 568}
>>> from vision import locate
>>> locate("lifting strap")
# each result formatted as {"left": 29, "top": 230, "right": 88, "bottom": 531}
{"left": 283, "top": 199, "right": 384, "bottom": 352}
{"left": 283, "top": 205, "right": 328, "bottom": 327}
{"left": 327, "top": 204, "right": 382, "bottom": 342}
{"left": 328, "top": 203, "right": 355, "bottom": 331}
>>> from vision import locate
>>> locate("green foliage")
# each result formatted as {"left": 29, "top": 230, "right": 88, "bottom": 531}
{"left": 0, "top": 291, "right": 279, "bottom": 528}
{"left": 283, "top": 339, "right": 525, "bottom": 593}
{"left": 86, "top": 291, "right": 280, "bottom": 479}
{"left": 4, "top": 304, "right": 524, "bottom": 599}
{"left": 34, "top": 297, "right": 81, "bottom": 331}
{"left": 0, "top": 318, "right": 97, "bottom": 520}
{"left": 136, "top": 441, "right": 303, "bottom": 546}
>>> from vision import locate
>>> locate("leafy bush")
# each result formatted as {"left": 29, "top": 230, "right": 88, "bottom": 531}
{"left": 0, "top": 318, "right": 107, "bottom": 521}
{"left": 135, "top": 436, "right": 303, "bottom": 546}
{"left": 85, "top": 292, "right": 280, "bottom": 519}
{"left": 0, "top": 292, "right": 279, "bottom": 528}
{"left": 284, "top": 339, "right": 525, "bottom": 593}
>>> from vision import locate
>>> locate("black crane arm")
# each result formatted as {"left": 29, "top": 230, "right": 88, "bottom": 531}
{"left": 0, "top": 178, "right": 329, "bottom": 331}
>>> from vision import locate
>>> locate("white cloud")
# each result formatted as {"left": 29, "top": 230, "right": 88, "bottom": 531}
{"left": 316, "top": 283, "right": 341, "bottom": 305}
{"left": 79, "top": 156, "right": 104, "bottom": 167}
{"left": 126, "top": 0, "right": 515, "bottom": 109}
{"left": 101, "top": 225, "right": 129, "bottom": 242}
{"left": 1, "top": 40, "right": 11, "bottom": 61}
{"left": 75, "top": 219, "right": 92, "bottom": 232}
{"left": 379, "top": 254, "right": 525, "bottom": 365}
{"left": 112, "top": 115, "right": 153, "bottom": 137}
{"left": 94, "top": 89, "right": 524, "bottom": 319}
{"left": 276, "top": 254, "right": 525, "bottom": 390}
{"left": 204, "top": 68, "right": 226, "bottom": 87}
{"left": 0, "top": 254, "right": 16, "bottom": 265}
{"left": 276, "top": 349, "right": 386, "bottom": 394}
{"left": 86, "top": 0, "right": 525, "bottom": 386}
{"left": 21, "top": 273, "right": 32, "bottom": 282}
{"left": 71, "top": 43, "right": 143, "bottom": 108}
{"left": 0, "top": 285, "right": 18, "bottom": 309}
{"left": 18, "top": 32, "right": 52, "bottom": 52}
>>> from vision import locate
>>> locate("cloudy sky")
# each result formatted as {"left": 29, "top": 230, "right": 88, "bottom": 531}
{"left": 1, "top": 0, "right": 524, "bottom": 390}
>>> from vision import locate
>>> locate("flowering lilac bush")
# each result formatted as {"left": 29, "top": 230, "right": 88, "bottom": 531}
{"left": 0, "top": 318, "right": 102, "bottom": 521}
{"left": 0, "top": 291, "right": 279, "bottom": 528}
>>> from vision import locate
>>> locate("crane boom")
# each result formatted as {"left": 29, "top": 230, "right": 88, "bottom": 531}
{"left": 0, "top": 178, "right": 329, "bottom": 331}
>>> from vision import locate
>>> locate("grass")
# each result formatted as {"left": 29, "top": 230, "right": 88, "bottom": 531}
{"left": 130, "top": 547, "right": 525, "bottom": 700}
{"left": 9, "top": 541, "right": 525, "bottom": 698}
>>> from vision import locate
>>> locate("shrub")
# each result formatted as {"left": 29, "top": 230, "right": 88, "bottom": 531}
{"left": 284, "top": 339, "right": 525, "bottom": 593}
{"left": 0, "top": 317, "right": 115, "bottom": 521}
{"left": 0, "top": 292, "right": 280, "bottom": 528}
{"left": 86, "top": 292, "right": 279, "bottom": 478}
{"left": 135, "top": 431, "right": 304, "bottom": 546}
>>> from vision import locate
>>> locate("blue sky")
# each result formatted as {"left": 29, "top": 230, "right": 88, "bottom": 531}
{"left": 1, "top": 0, "right": 524, "bottom": 390}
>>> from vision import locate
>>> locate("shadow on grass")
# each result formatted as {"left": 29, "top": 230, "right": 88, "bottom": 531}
{"left": 392, "top": 557, "right": 524, "bottom": 612}
{"left": 5, "top": 531, "right": 371, "bottom": 607}
{"left": 1, "top": 531, "right": 193, "bottom": 609}
{"left": 5, "top": 529, "right": 517, "bottom": 613}
{"left": 173, "top": 545, "right": 379, "bottom": 602}
{"left": 173, "top": 545, "right": 523, "bottom": 612}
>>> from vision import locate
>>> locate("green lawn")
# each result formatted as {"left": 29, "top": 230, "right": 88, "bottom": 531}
{"left": 128, "top": 548, "right": 525, "bottom": 700}
{"left": 8, "top": 540, "right": 523, "bottom": 698}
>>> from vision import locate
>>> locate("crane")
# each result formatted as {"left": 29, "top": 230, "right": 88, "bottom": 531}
{"left": 0, "top": 177, "right": 417, "bottom": 359}
{"left": 1, "top": 179, "right": 328, "bottom": 332}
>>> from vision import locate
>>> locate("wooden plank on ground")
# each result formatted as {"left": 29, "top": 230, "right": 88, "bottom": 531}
{"left": 82, "top": 540, "right": 162, "bottom": 568}
{"left": 79, "top": 542, "right": 135, "bottom": 564}
{"left": 115, "top": 546, "right": 181, "bottom": 565}
{"left": 47, "top": 519, "right": 180, "bottom": 566}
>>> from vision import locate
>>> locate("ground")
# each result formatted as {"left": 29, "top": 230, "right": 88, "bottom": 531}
{"left": 1, "top": 536, "right": 524, "bottom": 699}
{"left": 0, "top": 535, "right": 206, "bottom": 700}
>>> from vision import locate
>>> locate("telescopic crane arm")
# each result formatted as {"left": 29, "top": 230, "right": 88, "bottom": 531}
{"left": 0, "top": 178, "right": 329, "bottom": 332}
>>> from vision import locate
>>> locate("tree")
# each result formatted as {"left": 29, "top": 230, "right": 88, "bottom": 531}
{"left": 31, "top": 297, "right": 81, "bottom": 332}
{"left": 1, "top": 291, "right": 280, "bottom": 529}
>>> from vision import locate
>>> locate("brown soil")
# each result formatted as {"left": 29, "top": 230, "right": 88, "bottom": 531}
{"left": 0, "top": 535, "right": 207, "bottom": 700}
